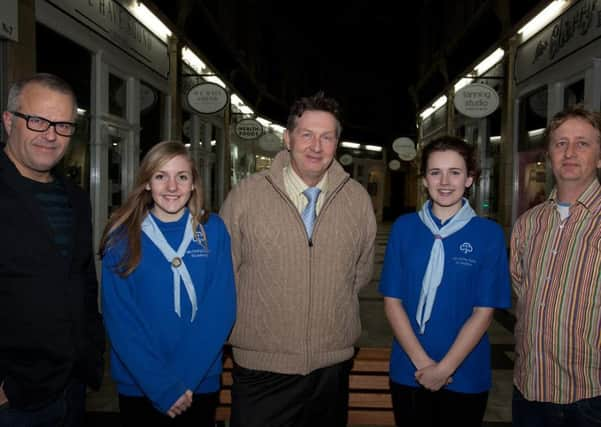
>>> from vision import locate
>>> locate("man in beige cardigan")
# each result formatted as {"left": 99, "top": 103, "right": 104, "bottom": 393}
{"left": 220, "top": 92, "right": 377, "bottom": 427}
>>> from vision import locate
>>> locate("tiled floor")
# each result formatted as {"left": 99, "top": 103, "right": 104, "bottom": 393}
{"left": 86, "top": 222, "right": 514, "bottom": 426}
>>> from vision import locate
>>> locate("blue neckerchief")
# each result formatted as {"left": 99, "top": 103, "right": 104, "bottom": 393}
{"left": 141, "top": 212, "right": 198, "bottom": 322}
{"left": 416, "top": 198, "right": 476, "bottom": 334}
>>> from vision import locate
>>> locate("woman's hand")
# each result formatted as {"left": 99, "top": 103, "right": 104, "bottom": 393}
{"left": 415, "top": 363, "right": 453, "bottom": 391}
{"left": 167, "top": 390, "right": 193, "bottom": 418}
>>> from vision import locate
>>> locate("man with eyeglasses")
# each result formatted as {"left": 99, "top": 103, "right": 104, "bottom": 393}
{"left": 0, "top": 73, "right": 105, "bottom": 426}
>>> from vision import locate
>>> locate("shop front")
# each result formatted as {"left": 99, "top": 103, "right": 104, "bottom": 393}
{"left": 34, "top": 0, "right": 170, "bottom": 245}
{"left": 513, "top": 0, "right": 601, "bottom": 220}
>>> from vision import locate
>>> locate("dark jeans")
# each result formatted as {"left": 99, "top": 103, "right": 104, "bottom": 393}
{"left": 230, "top": 359, "right": 353, "bottom": 427}
{"left": 512, "top": 386, "right": 601, "bottom": 427}
{"left": 389, "top": 381, "right": 489, "bottom": 427}
{"left": 118, "top": 392, "right": 218, "bottom": 427}
{"left": 0, "top": 380, "right": 85, "bottom": 427}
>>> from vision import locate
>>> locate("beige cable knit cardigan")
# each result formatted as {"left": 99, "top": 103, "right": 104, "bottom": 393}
{"left": 220, "top": 150, "right": 377, "bottom": 375}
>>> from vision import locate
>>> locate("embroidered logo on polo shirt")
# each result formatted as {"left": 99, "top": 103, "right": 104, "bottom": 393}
{"left": 460, "top": 242, "right": 473, "bottom": 254}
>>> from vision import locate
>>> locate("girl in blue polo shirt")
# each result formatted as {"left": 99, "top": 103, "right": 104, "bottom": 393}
{"left": 379, "top": 135, "right": 510, "bottom": 427}
{"left": 99, "top": 141, "right": 235, "bottom": 427}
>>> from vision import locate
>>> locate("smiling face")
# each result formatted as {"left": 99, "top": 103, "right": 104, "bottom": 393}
{"left": 147, "top": 155, "right": 195, "bottom": 222}
{"left": 423, "top": 150, "right": 474, "bottom": 220}
{"left": 2, "top": 82, "right": 75, "bottom": 182}
{"left": 548, "top": 117, "right": 601, "bottom": 195}
{"left": 283, "top": 110, "right": 338, "bottom": 186}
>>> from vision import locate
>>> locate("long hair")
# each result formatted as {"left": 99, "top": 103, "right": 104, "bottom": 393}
{"left": 98, "top": 141, "right": 208, "bottom": 276}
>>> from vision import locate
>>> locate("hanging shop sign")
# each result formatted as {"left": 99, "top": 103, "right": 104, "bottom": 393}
{"left": 339, "top": 154, "right": 353, "bottom": 166}
{"left": 515, "top": 0, "right": 600, "bottom": 84}
{"left": 454, "top": 83, "right": 499, "bottom": 118}
{"left": 0, "top": 0, "right": 18, "bottom": 41}
{"left": 187, "top": 82, "right": 228, "bottom": 114}
{"left": 388, "top": 159, "right": 401, "bottom": 171}
{"left": 235, "top": 118, "right": 263, "bottom": 140}
{"left": 258, "top": 132, "right": 282, "bottom": 152}
{"left": 392, "top": 137, "right": 416, "bottom": 161}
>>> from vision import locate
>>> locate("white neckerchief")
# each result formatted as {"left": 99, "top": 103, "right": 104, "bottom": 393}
{"left": 416, "top": 199, "right": 476, "bottom": 334}
{"left": 141, "top": 212, "right": 198, "bottom": 322}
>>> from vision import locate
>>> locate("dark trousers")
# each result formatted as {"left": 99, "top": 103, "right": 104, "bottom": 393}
{"left": 512, "top": 386, "right": 601, "bottom": 427}
{"left": 118, "top": 392, "right": 218, "bottom": 427}
{"left": 0, "top": 380, "right": 85, "bottom": 427}
{"left": 390, "top": 381, "right": 489, "bottom": 427}
{"left": 230, "top": 359, "right": 353, "bottom": 427}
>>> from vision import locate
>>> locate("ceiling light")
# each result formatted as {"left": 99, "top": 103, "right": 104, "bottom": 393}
{"left": 238, "top": 105, "right": 254, "bottom": 115}
{"left": 518, "top": 1, "right": 569, "bottom": 41}
{"left": 432, "top": 95, "right": 448, "bottom": 110}
{"left": 204, "top": 75, "right": 227, "bottom": 88}
{"left": 270, "top": 124, "right": 286, "bottom": 134}
{"left": 454, "top": 77, "right": 473, "bottom": 93}
{"left": 257, "top": 117, "right": 272, "bottom": 126}
{"left": 341, "top": 141, "right": 360, "bottom": 149}
{"left": 419, "top": 106, "right": 435, "bottom": 120}
{"left": 129, "top": 2, "right": 171, "bottom": 43}
{"left": 364, "top": 145, "right": 382, "bottom": 152}
{"left": 231, "top": 94, "right": 243, "bottom": 107}
{"left": 474, "top": 48, "right": 504, "bottom": 76}
{"left": 182, "top": 47, "right": 206, "bottom": 74}
{"left": 528, "top": 128, "right": 545, "bottom": 137}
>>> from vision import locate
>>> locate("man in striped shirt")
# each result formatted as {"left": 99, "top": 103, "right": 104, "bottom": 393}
{"left": 510, "top": 104, "right": 601, "bottom": 426}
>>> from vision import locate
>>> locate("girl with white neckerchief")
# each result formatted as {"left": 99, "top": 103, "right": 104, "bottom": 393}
{"left": 99, "top": 141, "right": 235, "bottom": 426}
{"left": 379, "top": 135, "right": 511, "bottom": 427}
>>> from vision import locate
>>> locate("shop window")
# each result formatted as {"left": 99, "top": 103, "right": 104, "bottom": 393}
{"left": 564, "top": 79, "right": 584, "bottom": 108}
{"left": 107, "top": 126, "right": 123, "bottom": 214}
{"left": 109, "top": 73, "right": 126, "bottom": 119}
{"left": 36, "top": 23, "right": 91, "bottom": 191}
{"left": 480, "top": 108, "right": 501, "bottom": 220}
{"left": 518, "top": 86, "right": 548, "bottom": 151}
{"left": 139, "top": 82, "right": 165, "bottom": 159}
{"left": 517, "top": 86, "right": 550, "bottom": 216}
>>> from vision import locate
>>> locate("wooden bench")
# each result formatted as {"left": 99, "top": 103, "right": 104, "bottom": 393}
{"left": 216, "top": 347, "right": 394, "bottom": 426}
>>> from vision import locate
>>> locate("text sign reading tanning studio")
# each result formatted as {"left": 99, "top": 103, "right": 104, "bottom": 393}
{"left": 454, "top": 83, "right": 499, "bottom": 118}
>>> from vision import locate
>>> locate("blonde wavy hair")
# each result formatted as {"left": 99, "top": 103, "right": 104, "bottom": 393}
{"left": 98, "top": 141, "right": 208, "bottom": 276}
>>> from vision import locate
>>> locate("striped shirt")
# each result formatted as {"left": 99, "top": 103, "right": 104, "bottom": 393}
{"left": 283, "top": 165, "right": 328, "bottom": 215}
{"left": 28, "top": 177, "right": 73, "bottom": 257}
{"left": 510, "top": 178, "right": 601, "bottom": 403}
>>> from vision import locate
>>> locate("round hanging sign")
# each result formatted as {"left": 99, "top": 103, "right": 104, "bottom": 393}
{"left": 454, "top": 83, "right": 499, "bottom": 118}
{"left": 339, "top": 154, "right": 353, "bottom": 166}
{"left": 389, "top": 160, "right": 401, "bottom": 170}
{"left": 186, "top": 82, "right": 228, "bottom": 114}
{"left": 235, "top": 118, "right": 263, "bottom": 140}
{"left": 258, "top": 132, "right": 282, "bottom": 151}
{"left": 392, "top": 137, "right": 416, "bottom": 161}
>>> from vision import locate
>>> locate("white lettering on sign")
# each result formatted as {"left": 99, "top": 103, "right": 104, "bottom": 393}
{"left": 454, "top": 83, "right": 499, "bottom": 118}
{"left": 235, "top": 119, "right": 263, "bottom": 139}
{"left": 187, "top": 83, "right": 228, "bottom": 114}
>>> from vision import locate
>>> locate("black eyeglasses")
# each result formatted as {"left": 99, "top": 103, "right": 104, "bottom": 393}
{"left": 11, "top": 111, "right": 77, "bottom": 137}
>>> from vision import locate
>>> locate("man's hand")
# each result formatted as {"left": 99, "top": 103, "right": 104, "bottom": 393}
{"left": 167, "top": 390, "right": 193, "bottom": 418}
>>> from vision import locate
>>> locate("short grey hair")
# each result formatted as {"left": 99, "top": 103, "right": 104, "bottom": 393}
{"left": 6, "top": 73, "right": 78, "bottom": 119}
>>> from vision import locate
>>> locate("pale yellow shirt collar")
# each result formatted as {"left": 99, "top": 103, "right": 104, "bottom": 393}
{"left": 283, "top": 165, "right": 328, "bottom": 214}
